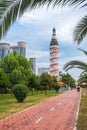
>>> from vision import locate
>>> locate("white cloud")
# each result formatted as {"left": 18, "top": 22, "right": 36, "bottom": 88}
{"left": 26, "top": 50, "right": 49, "bottom": 58}
{"left": 4, "top": 5, "right": 87, "bottom": 80}
{"left": 19, "top": 6, "right": 86, "bottom": 44}
{"left": 19, "top": 12, "right": 36, "bottom": 24}
{"left": 37, "top": 62, "right": 49, "bottom": 68}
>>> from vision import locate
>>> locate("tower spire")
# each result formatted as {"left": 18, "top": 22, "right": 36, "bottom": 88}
{"left": 52, "top": 28, "right": 56, "bottom": 39}
{"left": 50, "top": 28, "right": 59, "bottom": 46}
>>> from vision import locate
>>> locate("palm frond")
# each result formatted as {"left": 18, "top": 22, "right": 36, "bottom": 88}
{"left": 31, "top": 0, "right": 87, "bottom": 8}
{"left": 80, "top": 71, "right": 87, "bottom": 76}
{"left": 0, "top": 0, "right": 87, "bottom": 39}
{"left": 63, "top": 60, "right": 87, "bottom": 71}
{"left": 77, "top": 48, "right": 87, "bottom": 55}
{"left": 79, "top": 73, "right": 87, "bottom": 83}
{"left": 73, "top": 15, "right": 87, "bottom": 44}
{"left": 0, "top": 0, "right": 32, "bottom": 39}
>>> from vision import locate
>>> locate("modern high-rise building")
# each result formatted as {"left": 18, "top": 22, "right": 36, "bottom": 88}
{"left": 0, "top": 42, "right": 10, "bottom": 59}
{"left": 0, "top": 41, "right": 26, "bottom": 59}
{"left": 29, "top": 58, "right": 36, "bottom": 74}
{"left": 49, "top": 28, "right": 59, "bottom": 80}
{"left": 10, "top": 41, "right": 26, "bottom": 57}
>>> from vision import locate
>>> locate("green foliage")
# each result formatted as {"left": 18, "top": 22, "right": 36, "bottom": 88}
{"left": 74, "top": 15, "right": 87, "bottom": 44}
{"left": 61, "top": 73, "right": 76, "bottom": 88}
{"left": 0, "top": 68, "right": 10, "bottom": 93}
{"left": 0, "top": 53, "right": 32, "bottom": 90}
{"left": 29, "top": 74, "right": 41, "bottom": 90}
{"left": 78, "top": 73, "right": 87, "bottom": 85}
{"left": 40, "top": 73, "right": 53, "bottom": 95}
{"left": 40, "top": 72, "right": 53, "bottom": 87}
{"left": 52, "top": 76, "right": 60, "bottom": 92}
{"left": 0, "top": 90, "right": 59, "bottom": 119}
{"left": 12, "top": 84, "right": 29, "bottom": 102}
{"left": 63, "top": 49, "right": 87, "bottom": 77}
{"left": 0, "top": 0, "right": 86, "bottom": 44}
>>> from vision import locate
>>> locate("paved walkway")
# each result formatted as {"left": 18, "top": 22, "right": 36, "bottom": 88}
{"left": 0, "top": 89, "right": 81, "bottom": 130}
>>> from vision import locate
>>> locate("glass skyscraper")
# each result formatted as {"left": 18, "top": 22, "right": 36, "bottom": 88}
{"left": 0, "top": 43, "right": 10, "bottom": 59}
{"left": 0, "top": 41, "right": 26, "bottom": 59}
{"left": 10, "top": 41, "right": 26, "bottom": 57}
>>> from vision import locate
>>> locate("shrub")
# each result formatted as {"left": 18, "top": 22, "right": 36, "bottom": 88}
{"left": 12, "top": 84, "right": 29, "bottom": 102}
{"left": 52, "top": 82, "right": 60, "bottom": 93}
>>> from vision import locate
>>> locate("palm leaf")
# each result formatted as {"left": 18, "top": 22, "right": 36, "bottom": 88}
{"left": 0, "top": 0, "right": 32, "bottom": 39}
{"left": 73, "top": 15, "right": 87, "bottom": 44}
{"left": 77, "top": 48, "right": 87, "bottom": 55}
{"left": 63, "top": 60, "right": 87, "bottom": 71}
{"left": 0, "top": 0, "right": 87, "bottom": 39}
{"left": 31, "top": 0, "right": 87, "bottom": 8}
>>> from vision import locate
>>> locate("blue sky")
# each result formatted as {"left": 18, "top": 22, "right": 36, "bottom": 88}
{"left": 2, "top": 5, "right": 87, "bottom": 80}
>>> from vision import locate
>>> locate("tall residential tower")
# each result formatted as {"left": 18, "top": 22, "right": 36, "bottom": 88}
{"left": 49, "top": 28, "right": 59, "bottom": 80}
{"left": 0, "top": 42, "right": 10, "bottom": 59}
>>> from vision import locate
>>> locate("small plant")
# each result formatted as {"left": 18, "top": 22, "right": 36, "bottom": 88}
{"left": 12, "top": 84, "right": 29, "bottom": 102}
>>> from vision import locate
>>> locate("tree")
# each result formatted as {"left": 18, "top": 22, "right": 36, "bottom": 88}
{"left": 12, "top": 84, "right": 29, "bottom": 102}
{"left": 73, "top": 16, "right": 87, "bottom": 44}
{"left": 78, "top": 73, "right": 87, "bottom": 85}
{"left": 0, "top": 68, "right": 10, "bottom": 93}
{"left": 63, "top": 48, "right": 87, "bottom": 75}
{"left": 28, "top": 74, "right": 41, "bottom": 95}
{"left": 9, "top": 69, "right": 23, "bottom": 85}
{"left": 40, "top": 72, "right": 53, "bottom": 95}
{"left": 52, "top": 76, "right": 60, "bottom": 93}
{"left": 0, "top": 52, "right": 32, "bottom": 90}
{"left": 61, "top": 73, "right": 76, "bottom": 88}
{"left": 0, "top": 0, "right": 87, "bottom": 44}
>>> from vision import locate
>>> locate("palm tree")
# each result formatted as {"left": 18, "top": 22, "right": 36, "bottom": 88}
{"left": 0, "top": 0, "right": 87, "bottom": 41}
{"left": 73, "top": 15, "right": 87, "bottom": 44}
{"left": 78, "top": 73, "right": 87, "bottom": 85}
{"left": 63, "top": 48, "right": 87, "bottom": 74}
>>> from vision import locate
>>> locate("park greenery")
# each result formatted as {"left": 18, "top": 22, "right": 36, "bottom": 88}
{"left": 60, "top": 73, "right": 76, "bottom": 88}
{"left": 12, "top": 84, "right": 29, "bottom": 102}
{"left": 0, "top": 90, "right": 60, "bottom": 119}
{"left": 0, "top": 51, "right": 76, "bottom": 102}
{"left": 0, "top": 0, "right": 87, "bottom": 128}
{"left": 63, "top": 48, "right": 87, "bottom": 85}
{"left": 0, "top": 51, "right": 32, "bottom": 94}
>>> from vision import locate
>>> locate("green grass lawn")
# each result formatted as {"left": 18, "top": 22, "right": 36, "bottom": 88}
{"left": 0, "top": 90, "right": 60, "bottom": 120}
{"left": 77, "top": 89, "right": 87, "bottom": 130}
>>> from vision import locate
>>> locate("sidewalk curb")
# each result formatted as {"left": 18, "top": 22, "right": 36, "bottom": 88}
{"left": 73, "top": 90, "right": 82, "bottom": 130}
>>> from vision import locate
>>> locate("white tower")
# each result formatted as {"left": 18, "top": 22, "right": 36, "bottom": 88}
{"left": 49, "top": 28, "right": 59, "bottom": 80}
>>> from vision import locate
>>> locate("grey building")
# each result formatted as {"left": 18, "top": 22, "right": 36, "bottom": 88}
{"left": 0, "top": 41, "right": 26, "bottom": 59}
{"left": 10, "top": 41, "right": 26, "bottom": 57}
{"left": 29, "top": 58, "right": 36, "bottom": 74}
{"left": 0, "top": 42, "right": 10, "bottom": 59}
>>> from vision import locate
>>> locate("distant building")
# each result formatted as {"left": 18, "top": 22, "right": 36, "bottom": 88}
{"left": 29, "top": 58, "right": 36, "bottom": 74}
{"left": 0, "top": 41, "right": 26, "bottom": 59}
{"left": 49, "top": 28, "right": 59, "bottom": 80}
{"left": 10, "top": 41, "right": 26, "bottom": 57}
{"left": 38, "top": 68, "right": 50, "bottom": 75}
{"left": 0, "top": 42, "right": 10, "bottom": 59}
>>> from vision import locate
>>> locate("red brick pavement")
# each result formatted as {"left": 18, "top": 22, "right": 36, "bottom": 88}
{"left": 0, "top": 89, "right": 81, "bottom": 130}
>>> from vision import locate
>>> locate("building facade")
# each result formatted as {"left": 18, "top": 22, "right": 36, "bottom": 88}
{"left": 29, "top": 58, "right": 36, "bottom": 74}
{"left": 0, "top": 42, "right": 10, "bottom": 59}
{"left": 10, "top": 41, "right": 26, "bottom": 57}
{"left": 49, "top": 28, "right": 59, "bottom": 80}
{"left": 0, "top": 41, "right": 26, "bottom": 59}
